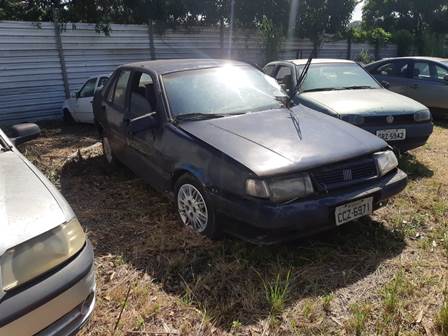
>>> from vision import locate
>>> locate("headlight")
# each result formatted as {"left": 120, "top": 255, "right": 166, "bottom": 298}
{"left": 374, "top": 150, "right": 398, "bottom": 177}
{"left": 246, "top": 179, "right": 270, "bottom": 199}
{"left": 1, "top": 218, "right": 86, "bottom": 292}
{"left": 269, "top": 174, "right": 314, "bottom": 202}
{"left": 342, "top": 114, "right": 365, "bottom": 125}
{"left": 414, "top": 109, "right": 431, "bottom": 122}
{"left": 246, "top": 174, "right": 314, "bottom": 202}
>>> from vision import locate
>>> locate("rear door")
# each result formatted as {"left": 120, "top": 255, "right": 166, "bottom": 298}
{"left": 407, "top": 60, "right": 448, "bottom": 109}
{"left": 102, "top": 69, "right": 131, "bottom": 160}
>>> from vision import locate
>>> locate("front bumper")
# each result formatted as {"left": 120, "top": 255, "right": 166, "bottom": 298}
{"left": 210, "top": 169, "right": 407, "bottom": 242}
{"left": 0, "top": 241, "right": 95, "bottom": 336}
{"left": 361, "top": 122, "right": 433, "bottom": 152}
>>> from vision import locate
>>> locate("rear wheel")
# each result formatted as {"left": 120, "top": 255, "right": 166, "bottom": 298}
{"left": 175, "top": 175, "right": 220, "bottom": 239}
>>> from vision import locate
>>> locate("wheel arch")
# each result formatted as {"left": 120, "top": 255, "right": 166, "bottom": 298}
{"left": 171, "top": 164, "right": 209, "bottom": 192}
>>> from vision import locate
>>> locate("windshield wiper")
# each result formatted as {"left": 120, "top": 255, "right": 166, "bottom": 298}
{"left": 342, "top": 85, "right": 375, "bottom": 90}
{"left": 301, "top": 87, "right": 341, "bottom": 93}
{"left": 175, "top": 113, "right": 225, "bottom": 121}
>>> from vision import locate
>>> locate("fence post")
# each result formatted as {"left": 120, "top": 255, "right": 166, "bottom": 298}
{"left": 147, "top": 20, "right": 156, "bottom": 60}
{"left": 219, "top": 17, "right": 225, "bottom": 58}
{"left": 347, "top": 36, "right": 352, "bottom": 60}
{"left": 53, "top": 11, "right": 70, "bottom": 99}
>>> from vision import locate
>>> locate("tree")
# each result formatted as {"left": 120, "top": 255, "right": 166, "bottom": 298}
{"left": 363, "top": 0, "right": 448, "bottom": 55}
{"left": 296, "top": 0, "right": 359, "bottom": 54}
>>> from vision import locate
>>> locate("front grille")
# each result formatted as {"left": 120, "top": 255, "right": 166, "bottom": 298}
{"left": 312, "top": 157, "right": 378, "bottom": 191}
{"left": 363, "top": 114, "right": 414, "bottom": 126}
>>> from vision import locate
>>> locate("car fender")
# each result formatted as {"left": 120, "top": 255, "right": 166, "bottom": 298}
{"left": 172, "top": 163, "right": 210, "bottom": 189}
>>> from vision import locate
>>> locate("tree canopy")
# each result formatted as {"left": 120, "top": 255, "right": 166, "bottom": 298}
{"left": 363, "top": 0, "right": 448, "bottom": 54}
{"left": 296, "top": 0, "right": 359, "bottom": 51}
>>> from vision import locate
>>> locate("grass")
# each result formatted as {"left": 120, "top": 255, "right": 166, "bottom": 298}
{"left": 18, "top": 121, "right": 448, "bottom": 335}
{"left": 437, "top": 293, "right": 448, "bottom": 335}
{"left": 347, "top": 304, "right": 370, "bottom": 336}
{"left": 262, "top": 270, "right": 291, "bottom": 317}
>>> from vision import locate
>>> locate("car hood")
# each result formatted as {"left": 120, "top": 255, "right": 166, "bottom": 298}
{"left": 179, "top": 106, "right": 387, "bottom": 177}
{"left": 0, "top": 151, "right": 66, "bottom": 255}
{"left": 300, "top": 88, "right": 428, "bottom": 116}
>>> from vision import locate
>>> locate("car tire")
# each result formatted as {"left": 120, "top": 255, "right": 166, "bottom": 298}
{"left": 174, "top": 174, "right": 221, "bottom": 239}
{"left": 102, "top": 136, "right": 119, "bottom": 166}
{"left": 63, "top": 109, "right": 75, "bottom": 124}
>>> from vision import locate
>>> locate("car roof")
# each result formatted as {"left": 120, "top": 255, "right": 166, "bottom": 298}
{"left": 87, "top": 73, "right": 110, "bottom": 80}
{"left": 270, "top": 58, "right": 356, "bottom": 66}
{"left": 122, "top": 59, "right": 249, "bottom": 75}
{"left": 370, "top": 56, "right": 448, "bottom": 65}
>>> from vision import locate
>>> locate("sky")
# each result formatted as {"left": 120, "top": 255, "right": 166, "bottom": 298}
{"left": 352, "top": 0, "right": 365, "bottom": 22}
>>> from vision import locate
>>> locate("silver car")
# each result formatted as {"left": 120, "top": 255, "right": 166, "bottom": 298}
{"left": 264, "top": 59, "right": 433, "bottom": 152}
{"left": 0, "top": 124, "right": 95, "bottom": 335}
{"left": 365, "top": 57, "right": 448, "bottom": 116}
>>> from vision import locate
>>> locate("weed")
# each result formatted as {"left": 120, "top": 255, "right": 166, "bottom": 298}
{"left": 263, "top": 270, "right": 291, "bottom": 317}
{"left": 347, "top": 304, "right": 370, "bottom": 336}
{"left": 437, "top": 293, "right": 448, "bottom": 335}
{"left": 230, "top": 320, "right": 242, "bottom": 331}
{"left": 322, "top": 293, "right": 334, "bottom": 313}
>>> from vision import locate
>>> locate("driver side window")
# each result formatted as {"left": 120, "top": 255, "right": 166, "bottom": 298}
{"left": 79, "top": 78, "right": 97, "bottom": 98}
{"left": 128, "top": 72, "right": 157, "bottom": 120}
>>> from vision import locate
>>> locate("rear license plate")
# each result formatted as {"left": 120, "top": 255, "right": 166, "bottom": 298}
{"left": 335, "top": 197, "right": 373, "bottom": 226}
{"left": 376, "top": 129, "right": 406, "bottom": 141}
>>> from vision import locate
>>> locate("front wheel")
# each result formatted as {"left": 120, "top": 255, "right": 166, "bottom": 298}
{"left": 175, "top": 175, "right": 220, "bottom": 239}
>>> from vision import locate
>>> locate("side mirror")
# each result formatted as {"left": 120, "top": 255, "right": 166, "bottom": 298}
{"left": 381, "top": 80, "right": 391, "bottom": 89}
{"left": 8, "top": 123, "right": 41, "bottom": 146}
{"left": 127, "top": 112, "right": 158, "bottom": 135}
{"left": 444, "top": 74, "right": 448, "bottom": 83}
{"left": 280, "top": 83, "right": 291, "bottom": 94}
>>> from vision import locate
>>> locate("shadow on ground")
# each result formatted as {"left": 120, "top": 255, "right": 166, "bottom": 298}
{"left": 59, "top": 153, "right": 406, "bottom": 329}
{"left": 399, "top": 152, "right": 433, "bottom": 180}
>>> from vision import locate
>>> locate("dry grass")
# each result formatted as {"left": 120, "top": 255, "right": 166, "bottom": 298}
{"left": 19, "top": 121, "right": 448, "bottom": 335}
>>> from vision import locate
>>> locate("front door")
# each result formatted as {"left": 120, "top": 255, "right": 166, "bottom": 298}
{"left": 103, "top": 70, "right": 131, "bottom": 161}
{"left": 125, "top": 71, "right": 167, "bottom": 191}
{"left": 73, "top": 77, "right": 97, "bottom": 123}
{"left": 373, "top": 60, "right": 411, "bottom": 96}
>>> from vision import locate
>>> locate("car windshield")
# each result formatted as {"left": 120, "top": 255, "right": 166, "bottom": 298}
{"left": 297, "top": 63, "right": 381, "bottom": 93}
{"left": 162, "top": 65, "right": 287, "bottom": 118}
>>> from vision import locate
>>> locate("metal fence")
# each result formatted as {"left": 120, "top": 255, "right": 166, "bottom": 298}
{"left": 0, "top": 20, "right": 397, "bottom": 124}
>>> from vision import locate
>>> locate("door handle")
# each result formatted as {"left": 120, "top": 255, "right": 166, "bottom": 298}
{"left": 410, "top": 84, "right": 419, "bottom": 89}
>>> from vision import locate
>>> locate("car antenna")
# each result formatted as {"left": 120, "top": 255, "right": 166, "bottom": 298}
{"left": 289, "top": 50, "right": 315, "bottom": 103}
{"left": 284, "top": 50, "right": 314, "bottom": 141}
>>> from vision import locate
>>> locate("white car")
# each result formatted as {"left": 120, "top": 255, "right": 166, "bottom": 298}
{"left": 0, "top": 123, "right": 95, "bottom": 335}
{"left": 63, "top": 75, "right": 109, "bottom": 124}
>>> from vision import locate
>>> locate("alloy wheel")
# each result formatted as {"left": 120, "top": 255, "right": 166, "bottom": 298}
{"left": 177, "top": 184, "right": 209, "bottom": 232}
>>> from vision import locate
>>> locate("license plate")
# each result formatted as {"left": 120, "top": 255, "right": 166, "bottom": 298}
{"left": 376, "top": 129, "right": 406, "bottom": 141}
{"left": 335, "top": 197, "right": 373, "bottom": 226}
